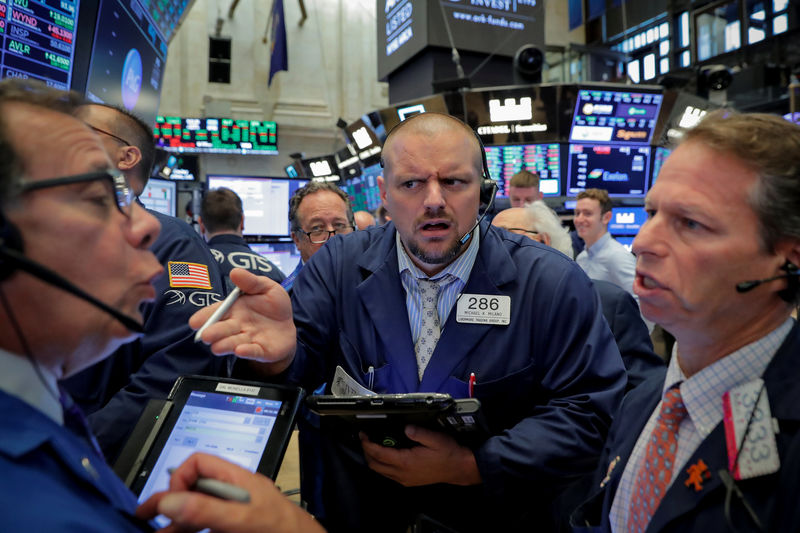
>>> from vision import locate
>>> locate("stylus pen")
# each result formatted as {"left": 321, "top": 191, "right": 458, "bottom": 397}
{"left": 167, "top": 468, "right": 251, "bottom": 503}
{"left": 194, "top": 286, "right": 241, "bottom": 343}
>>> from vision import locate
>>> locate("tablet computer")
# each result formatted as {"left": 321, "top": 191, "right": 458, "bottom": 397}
{"left": 116, "top": 376, "right": 304, "bottom": 505}
{"left": 306, "top": 393, "right": 487, "bottom": 448}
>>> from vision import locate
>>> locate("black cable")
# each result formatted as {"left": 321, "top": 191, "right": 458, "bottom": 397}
{"left": 720, "top": 382, "right": 766, "bottom": 532}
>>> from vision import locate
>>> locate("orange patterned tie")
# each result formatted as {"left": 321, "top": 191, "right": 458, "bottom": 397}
{"left": 629, "top": 385, "right": 687, "bottom": 532}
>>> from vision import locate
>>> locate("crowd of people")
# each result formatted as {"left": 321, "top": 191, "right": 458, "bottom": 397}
{"left": 2, "top": 77, "right": 800, "bottom": 533}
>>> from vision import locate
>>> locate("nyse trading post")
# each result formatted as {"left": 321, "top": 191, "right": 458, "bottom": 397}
{"left": 0, "top": 0, "right": 80, "bottom": 89}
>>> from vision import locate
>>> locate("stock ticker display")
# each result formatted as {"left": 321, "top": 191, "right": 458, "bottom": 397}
{"left": 155, "top": 116, "right": 278, "bottom": 154}
{"left": 0, "top": 0, "right": 80, "bottom": 89}
{"left": 484, "top": 143, "right": 562, "bottom": 197}
{"left": 569, "top": 88, "right": 663, "bottom": 145}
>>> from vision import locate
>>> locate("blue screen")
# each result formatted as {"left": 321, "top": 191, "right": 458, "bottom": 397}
{"left": 608, "top": 206, "right": 647, "bottom": 235}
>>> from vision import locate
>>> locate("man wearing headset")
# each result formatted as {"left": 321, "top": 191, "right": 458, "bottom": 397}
{"left": 193, "top": 112, "right": 626, "bottom": 532}
{"left": 0, "top": 79, "right": 320, "bottom": 532}
{"left": 572, "top": 111, "right": 800, "bottom": 531}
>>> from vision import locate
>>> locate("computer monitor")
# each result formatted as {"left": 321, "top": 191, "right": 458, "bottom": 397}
{"left": 140, "top": 178, "right": 177, "bottom": 217}
{"left": 567, "top": 144, "right": 651, "bottom": 198}
{"left": 569, "top": 86, "right": 663, "bottom": 145}
{"left": 206, "top": 176, "right": 308, "bottom": 238}
{"left": 342, "top": 163, "right": 383, "bottom": 213}
{"left": 83, "top": 0, "right": 167, "bottom": 130}
{"left": 608, "top": 206, "right": 648, "bottom": 236}
{"left": 248, "top": 242, "right": 302, "bottom": 278}
{"left": 0, "top": 0, "right": 83, "bottom": 90}
{"left": 615, "top": 235, "right": 635, "bottom": 253}
{"left": 484, "top": 143, "right": 564, "bottom": 198}
{"left": 651, "top": 146, "right": 672, "bottom": 186}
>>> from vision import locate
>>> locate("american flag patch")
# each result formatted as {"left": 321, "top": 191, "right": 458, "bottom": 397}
{"left": 168, "top": 262, "right": 212, "bottom": 289}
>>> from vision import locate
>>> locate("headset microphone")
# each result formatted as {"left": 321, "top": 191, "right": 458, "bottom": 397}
{"left": 0, "top": 221, "right": 144, "bottom": 332}
{"left": 736, "top": 262, "right": 800, "bottom": 302}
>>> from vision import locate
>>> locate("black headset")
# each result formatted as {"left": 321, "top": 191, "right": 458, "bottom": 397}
{"left": 0, "top": 208, "right": 144, "bottom": 332}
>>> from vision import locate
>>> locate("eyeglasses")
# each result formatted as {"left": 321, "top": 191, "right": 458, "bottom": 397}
{"left": 88, "top": 125, "right": 132, "bottom": 147}
{"left": 299, "top": 223, "right": 355, "bottom": 244}
{"left": 20, "top": 169, "right": 135, "bottom": 217}
{"left": 505, "top": 228, "right": 539, "bottom": 237}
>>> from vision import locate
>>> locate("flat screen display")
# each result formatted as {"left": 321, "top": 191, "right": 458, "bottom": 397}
{"left": 0, "top": 0, "right": 81, "bottom": 90}
{"left": 336, "top": 146, "right": 362, "bottom": 180}
{"left": 84, "top": 0, "right": 167, "bottom": 129}
{"left": 608, "top": 206, "right": 647, "bottom": 235}
{"left": 135, "top": 390, "right": 282, "bottom": 528}
{"left": 155, "top": 116, "right": 278, "bottom": 155}
{"left": 140, "top": 177, "right": 176, "bottom": 217}
{"left": 484, "top": 143, "right": 563, "bottom": 197}
{"left": 466, "top": 85, "right": 560, "bottom": 145}
{"left": 248, "top": 242, "right": 302, "bottom": 277}
{"left": 301, "top": 155, "right": 339, "bottom": 180}
{"left": 139, "top": 0, "right": 192, "bottom": 42}
{"left": 206, "top": 176, "right": 308, "bottom": 237}
{"left": 651, "top": 146, "right": 671, "bottom": 185}
{"left": 569, "top": 87, "right": 663, "bottom": 144}
{"left": 567, "top": 144, "right": 651, "bottom": 197}
{"left": 342, "top": 163, "right": 383, "bottom": 213}
{"left": 377, "top": 93, "right": 448, "bottom": 135}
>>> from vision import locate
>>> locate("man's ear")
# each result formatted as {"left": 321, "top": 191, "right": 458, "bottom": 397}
{"left": 541, "top": 232, "right": 552, "bottom": 247}
{"left": 117, "top": 145, "right": 142, "bottom": 173}
{"left": 601, "top": 210, "right": 612, "bottom": 226}
{"left": 198, "top": 216, "right": 207, "bottom": 236}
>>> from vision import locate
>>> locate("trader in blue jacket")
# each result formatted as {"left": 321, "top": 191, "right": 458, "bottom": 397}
{"left": 194, "top": 112, "right": 627, "bottom": 532}
{"left": 62, "top": 103, "right": 233, "bottom": 462}
{"left": 0, "top": 79, "right": 322, "bottom": 533}
{"left": 200, "top": 187, "right": 286, "bottom": 286}
{"left": 571, "top": 111, "right": 800, "bottom": 532}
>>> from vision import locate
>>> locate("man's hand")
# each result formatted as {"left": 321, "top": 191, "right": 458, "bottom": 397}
{"left": 190, "top": 268, "right": 296, "bottom": 374}
{"left": 136, "top": 453, "right": 324, "bottom": 533}
{"left": 360, "top": 425, "right": 482, "bottom": 487}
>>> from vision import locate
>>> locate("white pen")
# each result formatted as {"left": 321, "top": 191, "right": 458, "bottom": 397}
{"left": 194, "top": 286, "right": 241, "bottom": 343}
{"left": 167, "top": 468, "right": 251, "bottom": 503}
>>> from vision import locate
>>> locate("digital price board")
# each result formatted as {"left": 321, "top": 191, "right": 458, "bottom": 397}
{"left": 138, "top": 0, "right": 192, "bottom": 42}
{"left": 342, "top": 163, "right": 382, "bottom": 213}
{"left": 569, "top": 87, "right": 663, "bottom": 144}
{"left": 484, "top": 143, "right": 563, "bottom": 197}
{"left": 0, "top": 0, "right": 81, "bottom": 89}
{"left": 567, "top": 144, "right": 651, "bottom": 197}
{"left": 155, "top": 116, "right": 279, "bottom": 154}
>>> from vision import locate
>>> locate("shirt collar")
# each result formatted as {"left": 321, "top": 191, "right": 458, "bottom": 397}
{"left": 0, "top": 347, "right": 62, "bottom": 425}
{"left": 585, "top": 231, "right": 611, "bottom": 255}
{"left": 396, "top": 228, "right": 480, "bottom": 283}
{"left": 664, "top": 317, "right": 794, "bottom": 438}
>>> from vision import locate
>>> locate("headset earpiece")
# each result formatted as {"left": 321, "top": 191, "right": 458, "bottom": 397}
{"left": 779, "top": 261, "right": 799, "bottom": 303}
{"left": 0, "top": 210, "right": 24, "bottom": 282}
{"left": 473, "top": 130, "right": 497, "bottom": 208}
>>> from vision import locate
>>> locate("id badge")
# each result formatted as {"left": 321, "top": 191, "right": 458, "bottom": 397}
{"left": 456, "top": 294, "right": 511, "bottom": 325}
{"left": 722, "top": 378, "right": 780, "bottom": 480}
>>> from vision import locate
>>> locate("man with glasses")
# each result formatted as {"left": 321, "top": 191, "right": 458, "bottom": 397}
{"left": 283, "top": 181, "right": 355, "bottom": 291}
{"left": 62, "top": 103, "right": 232, "bottom": 463}
{"left": 0, "top": 77, "right": 322, "bottom": 533}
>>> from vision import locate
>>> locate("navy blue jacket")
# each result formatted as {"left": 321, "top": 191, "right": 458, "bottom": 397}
{"left": 571, "top": 320, "right": 800, "bottom": 532}
{"left": 594, "top": 279, "right": 664, "bottom": 392}
{"left": 286, "top": 221, "right": 626, "bottom": 532}
{"left": 0, "top": 391, "right": 151, "bottom": 532}
{"left": 63, "top": 211, "right": 234, "bottom": 462}
{"left": 207, "top": 234, "right": 285, "bottom": 286}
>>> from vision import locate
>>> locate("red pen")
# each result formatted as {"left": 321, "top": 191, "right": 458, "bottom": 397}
{"left": 468, "top": 372, "right": 476, "bottom": 398}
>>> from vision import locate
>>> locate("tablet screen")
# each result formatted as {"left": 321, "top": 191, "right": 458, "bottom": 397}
{"left": 136, "top": 390, "right": 282, "bottom": 509}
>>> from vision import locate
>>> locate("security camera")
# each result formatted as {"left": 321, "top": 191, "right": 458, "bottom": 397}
{"left": 513, "top": 45, "right": 543, "bottom": 83}
{"left": 699, "top": 65, "right": 733, "bottom": 91}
